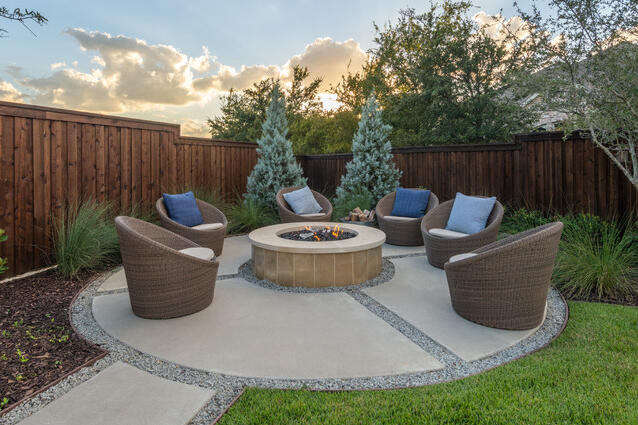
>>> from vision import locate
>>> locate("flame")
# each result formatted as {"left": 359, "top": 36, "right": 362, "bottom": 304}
{"left": 303, "top": 224, "right": 346, "bottom": 241}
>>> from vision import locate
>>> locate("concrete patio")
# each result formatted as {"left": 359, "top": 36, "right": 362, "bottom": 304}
{"left": 12, "top": 235, "right": 566, "bottom": 425}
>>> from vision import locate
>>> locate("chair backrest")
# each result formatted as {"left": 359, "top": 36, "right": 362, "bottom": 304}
{"left": 276, "top": 186, "right": 330, "bottom": 213}
{"left": 377, "top": 189, "right": 439, "bottom": 216}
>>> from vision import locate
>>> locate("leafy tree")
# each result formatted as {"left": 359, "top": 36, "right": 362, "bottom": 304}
{"left": 208, "top": 65, "right": 359, "bottom": 154}
{"left": 208, "top": 65, "right": 322, "bottom": 143}
{"left": 517, "top": 0, "right": 638, "bottom": 191}
{"left": 0, "top": 7, "right": 47, "bottom": 37}
{"left": 245, "top": 84, "right": 306, "bottom": 210}
{"left": 335, "top": 94, "right": 401, "bottom": 204}
{"left": 289, "top": 110, "right": 359, "bottom": 154}
{"left": 333, "top": 1, "right": 538, "bottom": 146}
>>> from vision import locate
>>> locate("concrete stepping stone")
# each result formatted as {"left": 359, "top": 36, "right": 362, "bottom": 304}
{"left": 364, "top": 256, "right": 541, "bottom": 361}
{"left": 93, "top": 278, "right": 443, "bottom": 379}
{"left": 217, "top": 235, "right": 251, "bottom": 275}
{"left": 97, "top": 268, "right": 126, "bottom": 292}
{"left": 18, "top": 361, "right": 213, "bottom": 425}
{"left": 382, "top": 243, "right": 425, "bottom": 257}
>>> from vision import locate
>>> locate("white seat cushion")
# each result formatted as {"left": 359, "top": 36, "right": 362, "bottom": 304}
{"left": 384, "top": 215, "right": 419, "bottom": 221}
{"left": 449, "top": 252, "right": 478, "bottom": 263}
{"left": 178, "top": 247, "right": 215, "bottom": 261}
{"left": 191, "top": 222, "right": 224, "bottom": 231}
{"left": 429, "top": 228, "right": 469, "bottom": 239}
{"left": 300, "top": 212, "right": 325, "bottom": 217}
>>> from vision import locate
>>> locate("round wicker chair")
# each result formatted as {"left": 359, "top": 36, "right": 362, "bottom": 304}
{"left": 114, "top": 216, "right": 219, "bottom": 319}
{"left": 156, "top": 198, "right": 227, "bottom": 256}
{"left": 421, "top": 198, "right": 504, "bottom": 268}
{"left": 375, "top": 190, "right": 440, "bottom": 246}
{"left": 276, "top": 186, "right": 333, "bottom": 223}
{"left": 444, "top": 222, "right": 564, "bottom": 330}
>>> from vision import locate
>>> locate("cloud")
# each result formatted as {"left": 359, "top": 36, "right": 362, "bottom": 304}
{"left": 9, "top": 29, "right": 368, "bottom": 130}
{"left": 0, "top": 81, "right": 23, "bottom": 102}
{"left": 285, "top": 38, "right": 367, "bottom": 89}
{"left": 473, "top": 12, "right": 531, "bottom": 46}
{"left": 181, "top": 119, "right": 210, "bottom": 137}
{"left": 192, "top": 37, "right": 367, "bottom": 92}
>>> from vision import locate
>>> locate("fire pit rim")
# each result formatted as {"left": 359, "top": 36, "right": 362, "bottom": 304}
{"left": 248, "top": 222, "right": 386, "bottom": 254}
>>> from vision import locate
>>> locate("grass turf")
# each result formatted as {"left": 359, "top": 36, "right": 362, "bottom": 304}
{"left": 218, "top": 302, "right": 638, "bottom": 425}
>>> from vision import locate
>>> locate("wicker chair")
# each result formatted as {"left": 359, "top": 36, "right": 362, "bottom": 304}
{"left": 444, "top": 222, "right": 564, "bottom": 330}
{"left": 421, "top": 198, "right": 504, "bottom": 268}
{"left": 156, "top": 198, "right": 227, "bottom": 256}
{"left": 114, "top": 216, "right": 219, "bottom": 319}
{"left": 276, "top": 186, "right": 333, "bottom": 223}
{"left": 375, "top": 190, "right": 440, "bottom": 246}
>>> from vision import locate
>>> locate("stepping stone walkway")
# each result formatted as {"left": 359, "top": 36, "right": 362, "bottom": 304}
{"left": 6, "top": 236, "right": 566, "bottom": 425}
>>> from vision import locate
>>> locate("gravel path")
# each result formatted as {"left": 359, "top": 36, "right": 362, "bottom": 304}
{"left": 1, "top": 255, "right": 568, "bottom": 425}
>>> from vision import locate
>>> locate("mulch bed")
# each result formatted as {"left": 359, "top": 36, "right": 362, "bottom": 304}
{"left": 0, "top": 270, "right": 106, "bottom": 413}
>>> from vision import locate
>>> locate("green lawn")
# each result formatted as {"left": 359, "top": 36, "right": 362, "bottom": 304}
{"left": 219, "top": 302, "right": 638, "bottom": 425}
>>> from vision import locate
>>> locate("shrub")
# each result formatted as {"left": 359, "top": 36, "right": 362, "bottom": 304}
{"left": 227, "top": 198, "right": 278, "bottom": 234}
{"left": 0, "top": 228, "right": 7, "bottom": 275}
{"left": 187, "top": 187, "right": 231, "bottom": 216}
{"left": 500, "top": 207, "right": 552, "bottom": 235}
{"left": 54, "top": 201, "right": 120, "bottom": 278}
{"left": 332, "top": 188, "right": 375, "bottom": 221}
{"left": 553, "top": 217, "right": 638, "bottom": 300}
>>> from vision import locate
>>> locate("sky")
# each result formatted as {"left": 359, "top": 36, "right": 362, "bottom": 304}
{"left": 0, "top": 0, "right": 542, "bottom": 137}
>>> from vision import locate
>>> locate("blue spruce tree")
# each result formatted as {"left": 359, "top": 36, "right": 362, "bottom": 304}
{"left": 335, "top": 94, "right": 401, "bottom": 203}
{"left": 246, "top": 84, "right": 306, "bottom": 210}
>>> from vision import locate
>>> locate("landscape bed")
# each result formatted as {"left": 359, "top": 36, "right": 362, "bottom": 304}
{"left": 0, "top": 270, "right": 106, "bottom": 413}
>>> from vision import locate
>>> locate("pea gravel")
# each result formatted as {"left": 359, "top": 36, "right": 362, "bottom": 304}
{"left": 1, "top": 255, "right": 568, "bottom": 425}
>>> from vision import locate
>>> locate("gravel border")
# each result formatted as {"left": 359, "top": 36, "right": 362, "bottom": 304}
{"left": 2, "top": 255, "right": 568, "bottom": 425}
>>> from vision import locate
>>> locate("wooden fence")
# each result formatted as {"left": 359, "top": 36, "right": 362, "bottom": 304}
{"left": 0, "top": 102, "right": 257, "bottom": 277}
{"left": 300, "top": 133, "right": 637, "bottom": 219}
{"left": 1, "top": 101, "right": 636, "bottom": 278}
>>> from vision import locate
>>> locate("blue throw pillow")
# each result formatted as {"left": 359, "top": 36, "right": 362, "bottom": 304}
{"left": 445, "top": 193, "right": 496, "bottom": 235}
{"left": 390, "top": 188, "right": 431, "bottom": 218}
{"left": 283, "top": 186, "right": 323, "bottom": 214}
{"left": 162, "top": 191, "right": 203, "bottom": 227}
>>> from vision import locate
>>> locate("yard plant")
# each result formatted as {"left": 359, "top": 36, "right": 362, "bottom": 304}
{"left": 502, "top": 208, "right": 638, "bottom": 301}
{"left": 53, "top": 201, "right": 120, "bottom": 278}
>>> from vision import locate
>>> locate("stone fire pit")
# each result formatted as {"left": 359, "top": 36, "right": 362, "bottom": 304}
{"left": 249, "top": 222, "right": 386, "bottom": 287}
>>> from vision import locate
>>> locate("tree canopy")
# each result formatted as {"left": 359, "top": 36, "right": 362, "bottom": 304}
{"left": 334, "top": 0, "right": 539, "bottom": 146}
{"left": 516, "top": 0, "right": 638, "bottom": 190}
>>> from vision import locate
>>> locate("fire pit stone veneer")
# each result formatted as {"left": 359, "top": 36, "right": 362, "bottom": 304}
{"left": 249, "top": 222, "right": 386, "bottom": 287}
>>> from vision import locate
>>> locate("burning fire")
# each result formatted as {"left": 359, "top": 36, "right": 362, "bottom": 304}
{"left": 304, "top": 224, "right": 345, "bottom": 241}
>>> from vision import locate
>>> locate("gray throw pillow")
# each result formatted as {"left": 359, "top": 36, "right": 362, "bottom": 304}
{"left": 283, "top": 186, "right": 323, "bottom": 214}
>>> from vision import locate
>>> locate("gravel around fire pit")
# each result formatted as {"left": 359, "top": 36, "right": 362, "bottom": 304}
{"left": 278, "top": 226, "right": 357, "bottom": 242}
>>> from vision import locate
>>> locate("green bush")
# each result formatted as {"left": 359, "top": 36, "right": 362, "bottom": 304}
{"left": 187, "top": 187, "right": 231, "bottom": 216}
{"left": 227, "top": 198, "right": 278, "bottom": 234}
{"left": 54, "top": 201, "right": 120, "bottom": 278}
{"left": 0, "top": 228, "right": 8, "bottom": 275}
{"left": 501, "top": 207, "right": 553, "bottom": 235}
{"left": 553, "top": 218, "right": 638, "bottom": 300}
{"left": 332, "top": 188, "right": 375, "bottom": 221}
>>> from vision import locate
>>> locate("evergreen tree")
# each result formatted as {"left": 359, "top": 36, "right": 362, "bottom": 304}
{"left": 245, "top": 84, "right": 306, "bottom": 209}
{"left": 335, "top": 94, "right": 401, "bottom": 203}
